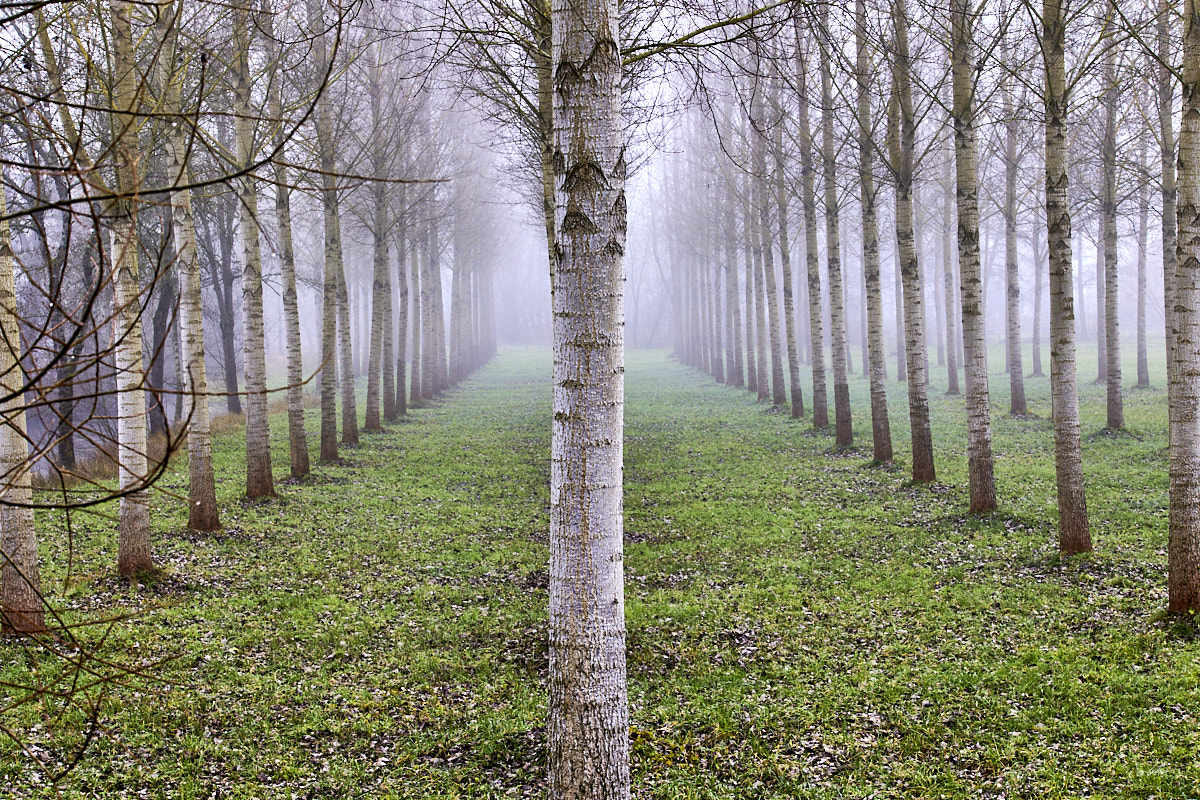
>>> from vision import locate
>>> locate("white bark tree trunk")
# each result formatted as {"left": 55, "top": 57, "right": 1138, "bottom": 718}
{"left": 158, "top": 0, "right": 221, "bottom": 527}
{"left": 112, "top": 0, "right": 152, "bottom": 574}
{"left": 235, "top": 6, "right": 274, "bottom": 499}
{"left": 952, "top": 0, "right": 997, "bottom": 509}
{"left": 1044, "top": 0, "right": 1091, "bottom": 553}
{"left": 547, "top": 0, "right": 629, "bottom": 792}
{"left": 856, "top": 0, "right": 892, "bottom": 463}
{"left": 1169, "top": 0, "right": 1200, "bottom": 614}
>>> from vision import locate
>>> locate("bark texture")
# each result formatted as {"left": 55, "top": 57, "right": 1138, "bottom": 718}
{"left": 820, "top": 8, "right": 852, "bottom": 448}
{"left": 856, "top": 0, "right": 892, "bottom": 462}
{"left": 1044, "top": 0, "right": 1091, "bottom": 553}
{"left": 796, "top": 30, "right": 827, "bottom": 429}
{"left": 952, "top": 0, "right": 997, "bottom": 509}
{"left": 112, "top": 0, "right": 152, "bottom": 574}
{"left": 1169, "top": 0, "right": 1200, "bottom": 614}
{"left": 235, "top": 6, "right": 274, "bottom": 499}
{"left": 265, "top": 6, "right": 310, "bottom": 478}
{"left": 159, "top": 0, "right": 221, "bottom": 527}
{"left": 547, "top": 0, "right": 630, "bottom": 793}
{"left": 890, "top": 0, "right": 935, "bottom": 483}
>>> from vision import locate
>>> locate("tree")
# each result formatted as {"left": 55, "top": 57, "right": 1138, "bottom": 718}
{"left": 157, "top": 0, "right": 222, "bottom": 528}
{"left": 951, "top": 0, "right": 997, "bottom": 510}
{"left": 265, "top": 0, "right": 311, "bottom": 478}
{"left": 547, "top": 0, "right": 629, "bottom": 793}
{"left": 855, "top": 0, "right": 892, "bottom": 462}
{"left": 1100, "top": 0, "right": 1124, "bottom": 429}
{"left": 1169, "top": 0, "right": 1200, "bottom": 614}
{"left": 234, "top": 2, "right": 275, "bottom": 499}
{"left": 888, "top": 0, "right": 935, "bottom": 483}
{"left": 112, "top": 0, "right": 154, "bottom": 574}
{"left": 819, "top": 4, "right": 852, "bottom": 448}
{"left": 1043, "top": 0, "right": 1091, "bottom": 554}
{"left": 796, "top": 26, "right": 828, "bottom": 430}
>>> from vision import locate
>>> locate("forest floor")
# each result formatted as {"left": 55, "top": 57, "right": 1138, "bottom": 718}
{"left": 2, "top": 345, "right": 1199, "bottom": 799}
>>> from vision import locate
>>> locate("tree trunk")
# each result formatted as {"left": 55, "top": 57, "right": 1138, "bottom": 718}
{"left": 1168, "top": 0, "right": 1200, "bottom": 615}
{"left": 891, "top": 0, "right": 935, "bottom": 483}
{"left": 753, "top": 118, "right": 786, "bottom": 407}
{"left": 952, "top": 0, "right": 997, "bottom": 509}
{"left": 1162, "top": 0, "right": 1179, "bottom": 395}
{"left": 796, "top": 28, "right": 828, "bottom": 428}
{"left": 1137, "top": 141, "right": 1150, "bottom": 388}
{"left": 547, "top": 0, "right": 629, "bottom": 791}
{"left": 337, "top": 249, "right": 358, "bottom": 444}
{"left": 856, "top": 0, "right": 892, "bottom": 462}
{"left": 410, "top": 229, "right": 423, "bottom": 406}
{"left": 1002, "top": 59, "right": 1027, "bottom": 415}
{"left": 775, "top": 110, "right": 803, "bottom": 417}
{"left": 743, "top": 190, "right": 758, "bottom": 397}
{"left": 310, "top": 0, "right": 340, "bottom": 461}
{"left": 942, "top": 145, "right": 962, "bottom": 394}
{"left": 1044, "top": 0, "right": 1091, "bottom": 554}
{"left": 112, "top": 0, "right": 152, "bottom": 575}
{"left": 216, "top": 215, "right": 242, "bottom": 416}
{"left": 820, "top": 7, "right": 852, "bottom": 448}
{"left": 724, "top": 201, "right": 744, "bottom": 388}
{"left": 895, "top": 234, "right": 907, "bottom": 382}
{"left": 1101, "top": 7, "right": 1123, "bottom": 428}
{"left": 364, "top": 47, "right": 388, "bottom": 433}
{"left": 235, "top": 6, "right": 275, "bottom": 499}
{"left": 159, "top": 0, "right": 222, "bottom": 524}
{"left": 1033, "top": 237, "right": 1045, "bottom": 376}
{"left": 0, "top": 180, "right": 44, "bottom": 633}
{"left": 395, "top": 197, "right": 409, "bottom": 416}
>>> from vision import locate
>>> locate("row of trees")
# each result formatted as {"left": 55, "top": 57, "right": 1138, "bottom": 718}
{"left": 0, "top": 0, "right": 502, "bottom": 637}
{"left": 663, "top": 0, "right": 1199, "bottom": 622}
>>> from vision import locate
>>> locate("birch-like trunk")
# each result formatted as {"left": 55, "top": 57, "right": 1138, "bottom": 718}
{"left": 856, "top": 0, "right": 892, "bottom": 462}
{"left": 1136, "top": 141, "right": 1150, "bottom": 388}
{"left": 547, "top": 0, "right": 629, "bottom": 791}
{"left": 895, "top": 236, "right": 907, "bottom": 382}
{"left": 395, "top": 197, "right": 409, "bottom": 416}
{"left": 1162, "top": 0, "right": 1179, "bottom": 387}
{"left": 1101, "top": 6, "right": 1123, "bottom": 428}
{"left": 775, "top": 110, "right": 803, "bottom": 417}
{"left": 235, "top": 7, "right": 274, "bottom": 498}
{"left": 263, "top": 7, "right": 310, "bottom": 478}
{"left": 753, "top": 118, "right": 786, "bottom": 407}
{"left": 158, "top": 0, "right": 222, "bottom": 525}
{"left": 1033, "top": 238, "right": 1045, "bottom": 376}
{"left": 0, "top": 180, "right": 44, "bottom": 633}
{"left": 428, "top": 211, "right": 449, "bottom": 393}
{"left": 409, "top": 231, "right": 423, "bottom": 406}
{"left": 1169, "top": 0, "right": 1200, "bottom": 614}
{"left": 1002, "top": 58, "right": 1027, "bottom": 415}
{"left": 311, "top": 0, "right": 340, "bottom": 461}
{"left": 952, "top": 0, "right": 996, "bottom": 508}
{"left": 337, "top": 248, "right": 358, "bottom": 444}
{"left": 364, "top": 47, "right": 387, "bottom": 433}
{"left": 891, "top": 0, "right": 935, "bottom": 483}
{"left": 112, "top": 0, "right": 152, "bottom": 574}
{"left": 724, "top": 201, "right": 744, "bottom": 388}
{"left": 820, "top": 7, "right": 852, "bottom": 447}
{"left": 1044, "top": 0, "right": 1091, "bottom": 553}
{"left": 796, "top": 28, "right": 828, "bottom": 428}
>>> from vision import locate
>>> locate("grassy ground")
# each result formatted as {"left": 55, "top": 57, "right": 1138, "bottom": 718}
{"left": 2, "top": 343, "right": 1198, "bottom": 799}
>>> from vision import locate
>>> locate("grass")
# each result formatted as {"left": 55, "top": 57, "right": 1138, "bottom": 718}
{"left": 2, "top": 342, "right": 1198, "bottom": 799}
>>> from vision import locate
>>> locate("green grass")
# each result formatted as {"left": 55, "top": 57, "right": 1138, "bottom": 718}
{"left": 2, "top": 342, "right": 1198, "bottom": 799}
